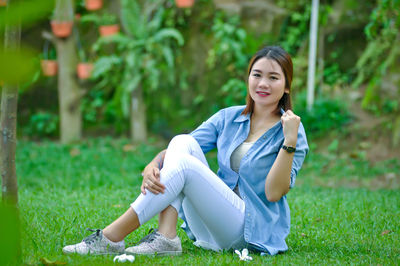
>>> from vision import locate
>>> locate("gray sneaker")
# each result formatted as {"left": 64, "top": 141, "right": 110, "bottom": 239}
{"left": 62, "top": 229, "right": 125, "bottom": 255}
{"left": 125, "top": 229, "right": 182, "bottom": 256}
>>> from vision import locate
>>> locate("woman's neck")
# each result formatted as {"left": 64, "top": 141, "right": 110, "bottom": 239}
{"left": 252, "top": 104, "right": 280, "bottom": 122}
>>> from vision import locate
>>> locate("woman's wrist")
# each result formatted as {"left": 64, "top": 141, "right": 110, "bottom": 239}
{"left": 149, "top": 160, "right": 160, "bottom": 169}
{"left": 283, "top": 138, "right": 297, "bottom": 147}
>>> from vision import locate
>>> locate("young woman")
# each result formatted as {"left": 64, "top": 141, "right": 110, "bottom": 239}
{"left": 63, "top": 46, "right": 309, "bottom": 256}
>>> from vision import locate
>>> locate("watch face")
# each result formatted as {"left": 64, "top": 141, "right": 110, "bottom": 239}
{"left": 287, "top": 146, "right": 296, "bottom": 153}
{"left": 283, "top": 145, "right": 296, "bottom": 153}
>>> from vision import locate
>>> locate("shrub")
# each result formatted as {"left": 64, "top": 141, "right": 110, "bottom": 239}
{"left": 23, "top": 111, "right": 59, "bottom": 138}
{"left": 294, "top": 92, "right": 352, "bottom": 139}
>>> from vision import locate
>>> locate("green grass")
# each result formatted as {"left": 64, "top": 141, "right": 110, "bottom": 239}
{"left": 2, "top": 138, "right": 400, "bottom": 265}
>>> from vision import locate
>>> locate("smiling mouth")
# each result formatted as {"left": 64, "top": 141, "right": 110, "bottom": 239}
{"left": 256, "top": 91, "right": 270, "bottom": 96}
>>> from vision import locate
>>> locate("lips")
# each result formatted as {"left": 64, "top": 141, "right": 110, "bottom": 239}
{"left": 256, "top": 91, "right": 271, "bottom": 97}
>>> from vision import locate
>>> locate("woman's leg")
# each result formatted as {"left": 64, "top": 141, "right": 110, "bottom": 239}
{"left": 158, "top": 205, "right": 179, "bottom": 239}
{"left": 103, "top": 134, "right": 210, "bottom": 242}
{"left": 102, "top": 205, "right": 179, "bottom": 242}
{"left": 130, "top": 134, "right": 245, "bottom": 250}
{"left": 63, "top": 134, "right": 244, "bottom": 255}
{"left": 103, "top": 208, "right": 139, "bottom": 242}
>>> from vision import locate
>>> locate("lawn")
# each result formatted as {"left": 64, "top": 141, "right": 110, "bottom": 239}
{"left": 4, "top": 138, "right": 400, "bottom": 265}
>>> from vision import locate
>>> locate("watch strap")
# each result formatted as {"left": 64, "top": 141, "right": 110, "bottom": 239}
{"left": 282, "top": 145, "right": 296, "bottom": 153}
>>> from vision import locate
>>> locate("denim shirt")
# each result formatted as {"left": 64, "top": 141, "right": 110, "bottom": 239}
{"left": 189, "top": 105, "right": 309, "bottom": 255}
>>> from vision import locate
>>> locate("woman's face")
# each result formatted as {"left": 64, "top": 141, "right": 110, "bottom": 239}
{"left": 248, "top": 57, "right": 288, "bottom": 110}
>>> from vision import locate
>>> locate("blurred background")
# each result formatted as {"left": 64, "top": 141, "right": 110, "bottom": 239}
{"left": 0, "top": 0, "right": 399, "bottom": 165}
{"left": 1, "top": 2, "right": 399, "bottom": 264}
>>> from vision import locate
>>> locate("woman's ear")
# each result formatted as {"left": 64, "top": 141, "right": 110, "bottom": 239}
{"left": 284, "top": 88, "right": 290, "bottom": 94}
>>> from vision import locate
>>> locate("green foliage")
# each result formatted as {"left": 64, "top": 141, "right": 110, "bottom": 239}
{"left": 0, "top": 204, "right": 20, "bottom": 265}
{"left": 206, "top": 12, "right": 248, "bottom": 72}
{"left": 353, "top": 0, "right": 400, "bottom": 112}
{"left": 279, "top": 5, "right": 311, "bottom": 55}
{"left": 205, "top": 12, "right": 250, "bottom": 112}
{"left": 80, "top": 12, "right": 118, "bottom": 26}
{"left": 219, "top": 78, "right": 247, "bottom": 107}
{"left": 23, "top": 111, "right": 59, "bottom": 138}
{"left": 90, "top": 0, "right": 184, "bottom": 120}
{"left": 294, "top": 92, "right": 352, "bottom": 139}
{"left": 0, "top": 46, "right": 37, "bottom": 85}
{"left": 0, "top": 0, "right": 53, "bottom": 30}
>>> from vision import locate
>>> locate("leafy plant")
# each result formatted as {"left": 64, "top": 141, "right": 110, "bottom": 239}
{"left": 91, "top": 0, "right": 184, "bottom": 119}
{"left": 219, "top": 78, "right": 247, "bottom": 107}
{"left": 206, "top": 12, "right": 248, "bottom": 72}
{"left": 80, "top": 12, "right": 118, "bottom": 26}
{"left": 294, "top": 92, "right": 352, "bottom": 139}
{"left": 24, "top": 111, "right": 59, "bottom": 137}
{"left": 352, "top": 0, "right": 400, "bottom": 112}
{"left": 205, "top": 12, "right": 249, "bottom": 112}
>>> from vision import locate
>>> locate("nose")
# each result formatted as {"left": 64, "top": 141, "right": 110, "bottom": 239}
{"left": 258, "top": 77, "right": 269, "bottom": 88}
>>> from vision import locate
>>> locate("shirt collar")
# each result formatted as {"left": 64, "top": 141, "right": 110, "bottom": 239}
{"left": 233, "top": 113, "right": 250, "bottom": 123}
{"left": 233, "top": 108, "right": 285, "bottom": 123}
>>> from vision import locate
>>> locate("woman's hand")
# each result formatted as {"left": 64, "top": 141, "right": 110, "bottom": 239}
{"left": 281, "top": 110, "right": 300, "bottom": 146}
{"left": 141, "top": 161, "right": 165, "bottom": 195}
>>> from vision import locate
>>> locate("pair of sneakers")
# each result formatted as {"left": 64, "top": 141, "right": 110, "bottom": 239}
{"left": 62, "top": 228, "right": 182, "bottom": 256}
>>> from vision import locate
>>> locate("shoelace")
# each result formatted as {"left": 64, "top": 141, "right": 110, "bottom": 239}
{"left": 83, "top": 228, "right": 102, "bottom": 244}
{"left": 135, "top": 228, "right": 158, "bottom": 245}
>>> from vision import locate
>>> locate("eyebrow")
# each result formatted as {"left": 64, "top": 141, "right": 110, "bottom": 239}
{"left": 252, "top": 69, "right": 281, "bottom": 76}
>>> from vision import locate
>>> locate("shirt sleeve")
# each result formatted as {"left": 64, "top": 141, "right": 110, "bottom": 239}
{"left": 289, "top": 122, "right": 309, "bottom": 188}
{"left": 189, "top": 109, "right": 224, "bottom": 154}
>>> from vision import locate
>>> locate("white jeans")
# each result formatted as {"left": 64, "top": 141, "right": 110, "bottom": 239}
{"left": 131, "top": 134, "right": 246, "bottom": 251}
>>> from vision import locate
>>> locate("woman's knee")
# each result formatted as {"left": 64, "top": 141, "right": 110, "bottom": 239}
{"left": 169, "top": 134, "right": 197, "bottom": 148}
{"left": 167, "top": 153, "right": 194, "bottom": 170}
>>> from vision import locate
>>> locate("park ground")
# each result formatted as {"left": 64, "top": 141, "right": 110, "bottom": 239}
{"left": 12, "top": 120, "right": 400, "bottom": 265}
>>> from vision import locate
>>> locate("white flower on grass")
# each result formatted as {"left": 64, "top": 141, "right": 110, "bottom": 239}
{"left": 113, "top": 254, "right": 135, "bottom": 263}
{"left": 235, "top": 248, "right": 253, "bottom": 261}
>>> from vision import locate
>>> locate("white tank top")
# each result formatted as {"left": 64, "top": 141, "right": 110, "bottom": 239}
{"left": 230, "top": 141, "right": 254, "bottom": 173}
{"left": 230, "top": 141, "right": 254, "bottom": 198}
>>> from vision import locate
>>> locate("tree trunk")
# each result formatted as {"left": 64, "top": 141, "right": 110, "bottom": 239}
{"left": 318, "top": 25, "right": 324, "bottom": 94}
{"left": 0, "top": 86, "right": 18, "bottom": 205}
{"left": 55, "top": 35, "right": 82, "bottom": 144}
{"left": 1, "top": 0, "right": 20, "bottom": 207}
{"left": 0, "top": 0, "right": 22, "bottom": 264}
{"left": 130, "top": 84, "right": 147, "bottom": 143}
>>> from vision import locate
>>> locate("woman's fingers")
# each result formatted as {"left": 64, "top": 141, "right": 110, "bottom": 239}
{"left": 141, "top": 165, "right": 165, "bottom": 195}
{"left": 281, "top": 110, "right": 300, "bottom": 145}
{"left": 145, "top": 178, "right": 165, "bottom": 194}
{"left": 285, "top": 110, "right": 295, "bottom": 116}
{"left": 140, "top": 183, "right": 146, "bottom": 195}
{"left": 153, "top": 167, "right": 160, "bottom": 179}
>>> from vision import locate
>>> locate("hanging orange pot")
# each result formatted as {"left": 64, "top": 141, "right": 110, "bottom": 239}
{"left": 77, "top": 63, "right": 94, "bottom": 80}
{"left": 0, "top": 0, "right": 7, "bottom": 7}
{"left": 50, "top": 21, "right": 73, "bottom": 38}
{"left": 41, "top": 60, "right": 58, "bottom": 77}
{"left": 99, "top": 24, "right": 120, "bottom": 37}
{"left": 175, "top": 0, "right": 194, "bottom": 8}
{"left": 85, "top": 0, "right": 103, "bottom": 11}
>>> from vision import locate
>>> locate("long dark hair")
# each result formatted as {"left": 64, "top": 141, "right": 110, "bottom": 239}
{"left": 242, "top": 46, "right": 293, "bottom": 115}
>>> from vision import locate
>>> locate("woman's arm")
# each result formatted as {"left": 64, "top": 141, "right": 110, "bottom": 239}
{"left": 141, "top": 149, "right": 166, "bottom": 195}
{"left": 264, "top": 110, "right": 300, "bottom": 202}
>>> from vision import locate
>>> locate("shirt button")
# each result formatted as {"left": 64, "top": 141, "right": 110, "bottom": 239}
{"left": 263, "top": 136, "right": 266, "bottom": 139}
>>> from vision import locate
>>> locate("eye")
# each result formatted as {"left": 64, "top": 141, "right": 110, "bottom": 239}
{"left": 252, "top": 73, "right": 261, "bottom": 77}
{"left": 270, "top": 76, "right": 278, "bottom": 80}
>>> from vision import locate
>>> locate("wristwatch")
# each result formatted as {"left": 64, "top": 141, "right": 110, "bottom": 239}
{"left": 282, "top": 145, "right": 296, "bottom": 153}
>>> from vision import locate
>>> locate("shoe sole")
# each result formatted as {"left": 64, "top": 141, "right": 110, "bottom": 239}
{"left": 125, "top": 250, "right": 182, "bottom": 256}
{"left": 63, "top": 249, "right": 125, "bottom": 256}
